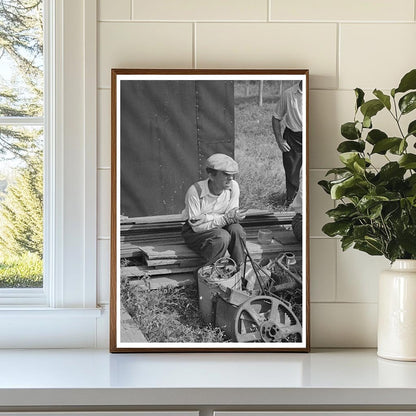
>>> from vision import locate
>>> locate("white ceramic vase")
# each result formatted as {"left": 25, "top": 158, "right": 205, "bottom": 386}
{"left": 378, "top": 259, "right": 416, "bottom": 361}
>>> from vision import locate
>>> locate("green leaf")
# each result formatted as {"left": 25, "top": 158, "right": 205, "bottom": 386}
{"left": 318, "top": 180, "right": 331, "bottom": 194}
{"left": 386, "top": 240, "right": 402, "bottom": 263}
{"left": 362, "top": 116, "right": 372, "bottom": 129}
{"left": 378, "top": 162, "right": 406, "bottom": 181}
{"left": 325, "top": 167, "right": 351, "bottom": 176}
{"left": 357, "top": 195, "right": 389, "bottom": 212}
{"left": 407, "top": 120, "right": 416, "bottom": 138}
{"left": 329, "top": 175, "right": 354, "bottom": 186}
{"left": 330, "top": 177, "right": 353, "bottom": 200}
{"left": 338, "top": 152, "right": 355, "bottom": 166}
{"left": 339, "top": 152, "right": 360, "bottom": 167}
{"left": 330, "top": 175, "right": 365, "bottom": 200}
{"left": 371, "top": 137, "right": 402, "bottom": 154}
{"left": 399, "top": 154, "right": 416, "bottom": 169}
{"left": 322, "top": 221, "right": 351, "bottom": 237}
{"left": 337, "top": 140, "right": 365, "bottom": 153}
{"left": 341, "top": 122, "right": 360, "bottom": 140}
{"left": 405, "top": 175, "right": 416, "bottom": 196}
{"left": 373, "top": 89, "right": 391, "bottom": 110}
{"left": 354, "top": 241, "right": 383, "bottom": 256}
{"left": 365, "top": 236, "right": 384, "bottom": 251}
{"left": 366, "top": 129, "right": 388, "bottom": 145}
{"left": 395, "top": 69, "right": 416, "bottom": 94}
{"left": 326, "top": 203, "right": 357, "bottom": 219}
{"left": 407, "top": 174, "right": 416, "bottom": 187}
{"left": 360, "top": 99, "right": 384, "bottom": 119}
{"left": 355, "top": 88, "right": 365, "bottom": 110}
{"left": 353, "top": 158, "right": 366, "bottom": 174}
{"left": 398, "top": 227, "right": 416, "bottom": 255}
{"left": 389, "top": 139, "right": 408, "bottom": 155}
{"left": 341, "top": 235, "right": 355, "bottom": 251}
{"left": 399, "top": 92, "right": 416, "bottom": 115}
{"left": 353, "top": 224, "right": 374, "bottom": 240}
{"left": 369, "top": 203, "right": 383, "bottom": 219}
{"left": 384, "top": 203, "right": 400, "bottom": 222}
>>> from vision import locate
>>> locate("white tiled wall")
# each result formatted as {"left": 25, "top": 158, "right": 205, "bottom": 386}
{"left": 96, "top": 0, "right": 416, "bottom": 347}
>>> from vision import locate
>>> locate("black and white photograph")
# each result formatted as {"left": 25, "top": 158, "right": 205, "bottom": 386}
{"left": 110, "top": 69, "right": 309, "bottom": 352}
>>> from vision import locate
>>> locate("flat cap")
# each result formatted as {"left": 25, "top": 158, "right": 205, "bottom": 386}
{"left": 206, "top": 153, "right": 239, "bottom": 174}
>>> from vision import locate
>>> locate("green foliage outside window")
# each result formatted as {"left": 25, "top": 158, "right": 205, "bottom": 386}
{"left": 0, "top": 0, "right": 44, "bottom": 288}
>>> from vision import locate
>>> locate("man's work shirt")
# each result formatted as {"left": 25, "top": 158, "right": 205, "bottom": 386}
{"left": 274, "top": 83, "right": 303, "bottom": 132}
{"left": 182, "top": 179, "right": 240, "bottom": 232}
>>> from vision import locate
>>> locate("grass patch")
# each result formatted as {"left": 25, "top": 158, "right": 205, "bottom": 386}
{"left": 0, "top": 252, "right": 43, "bottom": 288}
{"left": 121, "top": 277, "right": 226, "bottom": 343}
{"left": 235, "top": 99, "right": 286, "bottom": 210}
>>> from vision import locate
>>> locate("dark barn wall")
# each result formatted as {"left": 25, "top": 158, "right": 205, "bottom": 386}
{"left": 120, "top": 80, "right": 235, "bottom": 217}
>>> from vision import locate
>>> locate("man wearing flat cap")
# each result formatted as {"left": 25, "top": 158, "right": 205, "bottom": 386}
{"left": 181, "top": 153, "right": 247, "bottom": 267}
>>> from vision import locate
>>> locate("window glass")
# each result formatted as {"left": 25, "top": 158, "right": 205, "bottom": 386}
{"left": 0, "top": 0, "right": 44, "bottom": 289}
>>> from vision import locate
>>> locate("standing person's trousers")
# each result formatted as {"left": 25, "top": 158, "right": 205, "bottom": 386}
{"left": 283, "top": 127, "right": 303, "bottom": 204}
{"left": 181, "top": 222, "right": 246, "bottom": 266}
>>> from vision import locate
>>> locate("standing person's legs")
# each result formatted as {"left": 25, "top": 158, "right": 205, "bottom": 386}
{"left": 182, "top": 223, "right": 231, "bottom": 265}
{"left": 282, "top": 128, "right": 302, "bottom": 204}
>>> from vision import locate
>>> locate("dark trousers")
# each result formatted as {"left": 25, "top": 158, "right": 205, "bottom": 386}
{"left": 182, "top": 222, "right": 246, "bottom": 266}
{"left": 283, "top": 127, "right": 303, "bottom": 204}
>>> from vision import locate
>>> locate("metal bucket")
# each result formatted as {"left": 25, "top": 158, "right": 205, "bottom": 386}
{"left": 197, "top": 262, "right": 242, "bottom": 325}
{"left": 215, "top": 288, "right": 249, "bottom": 340}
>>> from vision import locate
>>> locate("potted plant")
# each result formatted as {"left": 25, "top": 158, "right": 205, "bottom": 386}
{"left": 319, "top": 68, "right": 416, "bottom": 361}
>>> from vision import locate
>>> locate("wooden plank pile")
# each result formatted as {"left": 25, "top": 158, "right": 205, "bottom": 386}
{"left": 120, "top": 209, "right": 300, "bottom": 289}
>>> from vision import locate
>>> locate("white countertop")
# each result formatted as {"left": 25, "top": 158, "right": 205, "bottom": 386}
{"left": 0, "top": 348, "right": 416, "bottom": 408}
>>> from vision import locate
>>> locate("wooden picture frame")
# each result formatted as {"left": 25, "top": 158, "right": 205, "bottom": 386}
{"left": 110, "top": 69, "right": 310, "bottom": 352}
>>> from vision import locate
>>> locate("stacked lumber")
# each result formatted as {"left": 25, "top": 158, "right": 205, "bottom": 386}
{"left": 120, "top": 209, "right": 300, "bottom": 289}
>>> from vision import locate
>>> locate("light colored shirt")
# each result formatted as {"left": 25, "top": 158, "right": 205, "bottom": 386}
{"left": 274, "top": 83, "right": 303, "bottom": 132}
{"left": 182, "top": 179, "right": 240, "bottom": 232}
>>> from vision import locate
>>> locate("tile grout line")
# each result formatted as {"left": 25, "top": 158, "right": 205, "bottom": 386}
{"left": 333, "top": 229, "right": 339, "bottom": 303}
{"left": 267, "top": 0, "right": 271, "bottom": 22}
{"left": 193, "top": 22, "right": 197, "bottom": 69}
{"left": 311, "top": 301, "right": 378, "bottom": 305}
{"left": 98, "top": 19, "right": 414, "bottom": 24}
{"left": 336, "top": 22, "right": 340, "bottom": 90}
{"left": 130, "top": 0, "right": 133, "bottom": 20}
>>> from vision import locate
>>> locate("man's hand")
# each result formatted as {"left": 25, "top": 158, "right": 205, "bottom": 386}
{"left": 235, "top": 208, "right": 247, "bottom": 221}
{"left": 276, "top": 137, "right": 291, "bottom": 152}
{"left": 224, "top": 208, "right": 247, "bottom": 225}
{"left": 224, "top": 208, "right": 238, "bottom": 224}
{"left": 272, "top": 116, "right": 291, "bottom": 152}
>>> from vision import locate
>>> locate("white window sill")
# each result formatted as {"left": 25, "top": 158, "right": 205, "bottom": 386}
{"left": 0, "top": 307, "right": 104, "bottom": 348}
{"left": 0, "top": 307, "right": 102, "bottom": 316}
{"left": 0, "top": 349, "right": 415, "bottom": 410}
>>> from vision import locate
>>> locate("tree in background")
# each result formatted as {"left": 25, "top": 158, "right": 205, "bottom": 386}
{"left": 0, "top": 155, "right": 43, "bottom": 257}
{"left": 0, "top": 0, "right": 43, "bottom": 160}
{"left": 0, "top": 0, "right": 43, "bottom": 273}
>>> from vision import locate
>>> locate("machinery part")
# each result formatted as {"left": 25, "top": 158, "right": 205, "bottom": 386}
{"left": 276, "top": 252, "right": 302, "bottom": 286}
{"left": 234, "top": 296, "right": 302, "bottom": 343}
{"left": 240, "top": 239, "right": 268, "bottom": 294}
{"left": 292, "top": 213, "right": 302, "bottom": 242}
{"left": 213, "top": 257, "right": 237, "bottom": 280}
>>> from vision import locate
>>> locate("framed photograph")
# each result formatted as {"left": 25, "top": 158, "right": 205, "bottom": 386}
{"left": 110, "top": 69, "right": 310, "bottom": 352}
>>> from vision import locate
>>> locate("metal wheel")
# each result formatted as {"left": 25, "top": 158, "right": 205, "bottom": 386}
{"left": 234, "top": 296, "right": 302, "bottom": 343}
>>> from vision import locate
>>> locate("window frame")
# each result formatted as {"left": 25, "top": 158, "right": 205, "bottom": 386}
{"left": 0, "top": 0, "right": 100, "bottom": 348}
{"left": 0, "top": 1, "right": 48, "bottom": 305}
